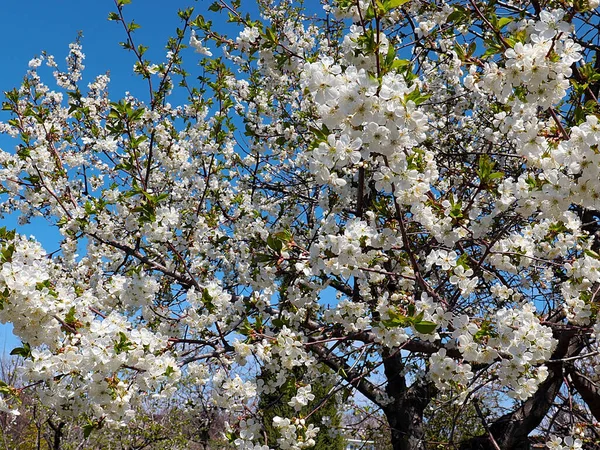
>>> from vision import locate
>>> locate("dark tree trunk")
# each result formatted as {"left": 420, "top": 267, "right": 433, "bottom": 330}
{"left": 47, "top": 419, "right": 64, "bottom": 450}
{"left": 383, "top": 352, "right": 433, "bottom": 450}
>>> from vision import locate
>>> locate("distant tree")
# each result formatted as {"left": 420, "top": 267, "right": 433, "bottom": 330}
{"left": 0, "top": 355, "right": 230, "bottom": 450}
{"left": 343, "top": 406, "right": 393, "bottom": 450}
{"left": 259, "top": 367, "right": 346, "bottom": 449}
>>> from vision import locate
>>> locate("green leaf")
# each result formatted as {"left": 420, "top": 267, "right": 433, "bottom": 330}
{"left": 0, "top": 381, "right": 13, "bottom": 396}
{"left": 255, "top": 253, "right": 274, "bottom": 263}
{"left": 382, "top": 311, "right": 411, "bottom": 328}
{"left": 478, "top": 155, "right": 502, "bottom": 187}
{"left": 267, "top": 235, "right": 283, "bottom": 253}
{"left": 386, "top": 0, "right": 411, "bottom": 8}
{"left": 404, "top": 88, "right": 431, "bottom": 106}
{"left": 264, "top": 27, "right": 278, "bottom": 46}
{"left": 449, "top": 201, "right": 463, "bottom": 220}
{"left": 414, "top": 321, "right": 438, "bottom": 334}
{"left": 178, "top": 7, "right": 194, "bottom": 20}
{"left": 467, "top": 42, "right": 476, "bottom": 57}
{"left": 482, "top": 45, "right": 501, "bottom": 59}
{"left": 504, "top": 37, "right": 517, "bottom": 48}
{"left": 383, "top": 42, "right": 397, "bottom": 71}
{"left": 498, "top": 17, "right": 513, "bottom": 29}
{"left": 392, "top": 59, "right": 411, "bottom": 70}
{"left": 454, "top": 43, "right": 465, "bottom": 60}
{"left": 107, "top": 108, "right": 120, "bottom": 119}
{"left": 128, "top": 21, "right": 141, "bottom": 32}
{"left": 65, "top": 307, "right": 77, "bottom": 326}
{"left": 1, "top": 244, "right": 15, "bottom": 263}
{"left": 83, "top": 423, "right": 95, "bottom": 439}
{"left": 382, "top": 318, "right": 409, "bottom": 328}
{"left": 10, "top": 342, "right": 31, "bottom": 358}
{"left": 274, "top": 230, "right": 293, "bottom": 243}
{"left": 473, "top": 320, "right": 498, "bottom": 342}
{"left": 456, "top": 252, "right": 470, "bottom": 269}
{"left": 201, "top": 288, "right": 216, "bottom": 313}
{"left": 0, "top": 227, "right": 16, "bottom": 242}
{"left": 114, "top": 332, "right": 135, "bottom": 354}
{"left": 272, "top": 318, "right": 289, "bottom": 328}
{"left": 208, "top": 2, "right": 222, "bottom": 12}
{"left": 447, "top": 8, "right": 466, "bottom": 23}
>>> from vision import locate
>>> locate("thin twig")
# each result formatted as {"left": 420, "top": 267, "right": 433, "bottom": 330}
{"left": 473, "top": 400, "right": 502, "bottom": 450}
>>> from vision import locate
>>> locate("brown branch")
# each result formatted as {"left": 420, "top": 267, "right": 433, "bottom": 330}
{"left": 89, "top": 233, "right": 194, "bottom": 289}
{"left": 474, "top": 400, "right": 502, "bottom": 450}
{"left": 567, "top": 368, "right": 600, "bottom": 422}
{"left": 308, "top": 338, "right": 384, "bottom": 406}
{"left": 469, "top": 0, "right": 510, "bottom": 49}
{"left": 549, "top": 107, "right": 569, "bottom": 140}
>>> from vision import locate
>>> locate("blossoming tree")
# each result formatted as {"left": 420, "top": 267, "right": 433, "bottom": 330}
{"left": 1, "top": 0, "right": 600, "bottom": 448}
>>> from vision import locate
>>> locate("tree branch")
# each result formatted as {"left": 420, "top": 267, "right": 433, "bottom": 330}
{"left": 567, "top": 368, "right": 600, "bottom": 422}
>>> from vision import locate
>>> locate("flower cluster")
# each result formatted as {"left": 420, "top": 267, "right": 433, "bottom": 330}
{"left": 272, "top": 416, "right": 319, "bottom": 450}
{"left": 429, "top": 348, "right": 474, "bottom": 396}
{"left": 547, "top": 435, "right": 583, "bottom": 450}
{"left": 300, "top": 56, "right": 436, "bottom": 206}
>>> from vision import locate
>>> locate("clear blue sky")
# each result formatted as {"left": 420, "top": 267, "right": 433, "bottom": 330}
{"left": 0, "top": 0, "right": 262, "bottom": 99}
{"left": 0, "top": 0, "right": 264, "bottom": 353}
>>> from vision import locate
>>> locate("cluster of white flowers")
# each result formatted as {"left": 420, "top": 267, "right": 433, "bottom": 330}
{"left": 342, "top": 25, "right": 390, "bottom": 70}
{"left": 324, "top": 299, "right": 371, "bottom": 332}
{"left": 493, "top": 307, "right": 554, "bottom": 400}
{"left": 0, "top": 235, "right": 72, "bottom": 346}
{"left": 562, "top": 252, "right": 600, "bottom": 324}
{"left": 211, "top": 371, "right": 257, "bottom": 410}
{"left": 425, "top": 249, "right": 479, "bottom": 295}
{"left": 547, "top": 435, "right": 583, "bottom": 450}
{"left": 300, "top": 57, "right": 436, "bottom": 205}
{"left": 237, "top": 26, "right": 260, "bottom": 52}
{"left": 183, "top": 282, "right": 234, "bottom": 330}
{"left": 330, "top": 0, "right": 370, "bottom": 21}
{"left": 473, "top": 10, "right": 580, "bottom": 108}
{"left": 234, "top": 418, "right": 271, "bottom": 450}
{"left": 310, "top": 218, "right": 384, "bottom": 279}
{"left": 489, "top": 214, "right": 582, "bottom": 272}
{"left": 190, "top": 30, "right": 213, "bottom": 56}
{"left": 288, "top": 384, "right": 315, "bottom": 411}
{"left": 52, "top": 41, "right": 85, "bottom": 90}
{"left": 450, "top": 304, "right": 555, "bottom": 400}
{"left": 272, "top": 416, "right": 319, "bottom": 450}
{"left": 0, "top": 234, "right": 184, "bottom": 422}
{"left": 272, "top": 327, "right": 315, "bottom": 370}
{"left": 429, "top": 348, "right": 474, "bottom": 395}
{"left": 413, "top": 4, "right": 454, "bottom": 38}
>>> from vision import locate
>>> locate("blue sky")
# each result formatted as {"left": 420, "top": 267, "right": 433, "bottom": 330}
{"left": 0, "top": 0, "right": 264, "bottom": 353}
{"left": 0, "top": 1, "right": 263, "bottom": 100}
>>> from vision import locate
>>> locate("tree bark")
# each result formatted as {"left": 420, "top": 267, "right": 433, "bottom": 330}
{"left": 568, "top": 368, "right": 600, "bottom": 422}
{"left": 47, "top": 419, "right": 64, "bottom": 450}
{"left": 383, "top": 352, "right": 433, "bottom": 450}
